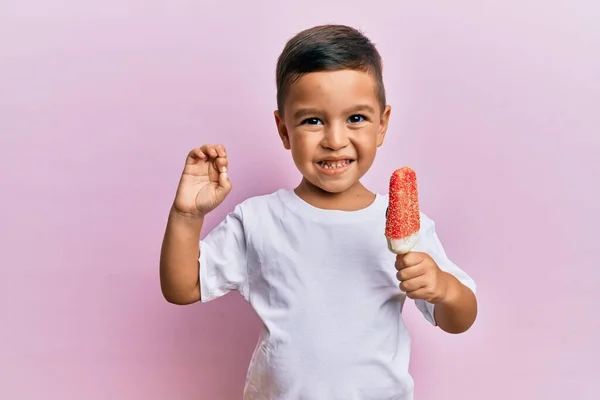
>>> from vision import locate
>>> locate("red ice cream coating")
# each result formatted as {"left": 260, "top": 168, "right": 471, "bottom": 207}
{"left": 385, "top": 167, "right": 420, "bottom": 240}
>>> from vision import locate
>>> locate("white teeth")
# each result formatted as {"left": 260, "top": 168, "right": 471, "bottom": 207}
{"left": 319, "top": 160, "right": 351, "bottom": 169}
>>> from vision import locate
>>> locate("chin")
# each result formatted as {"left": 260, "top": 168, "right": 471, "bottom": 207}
{"left": 314, "top": 179, "right": 357, "bottom": 194}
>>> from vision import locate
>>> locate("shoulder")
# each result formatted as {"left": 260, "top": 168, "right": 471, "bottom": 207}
{"left": 236, "top": 190, "right": 283, "bottom": 211}
{"left": 419, "top": 211, "right": 436, "bottom": 232}
{"left": 229, "top": 189, "right": 287, "bottom": 221}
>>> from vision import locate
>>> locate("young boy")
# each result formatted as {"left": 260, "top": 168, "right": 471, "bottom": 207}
{"left": 160, "top": 24, "right": 477, "bottom": 400}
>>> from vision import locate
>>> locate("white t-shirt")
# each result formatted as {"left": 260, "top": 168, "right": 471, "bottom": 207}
{"left": 199, "top": 189, "right": 476, "bottom": 400}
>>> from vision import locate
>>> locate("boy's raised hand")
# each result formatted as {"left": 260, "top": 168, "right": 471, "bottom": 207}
{"left": 173, "top": 144, "right": 231, "bottom": 217}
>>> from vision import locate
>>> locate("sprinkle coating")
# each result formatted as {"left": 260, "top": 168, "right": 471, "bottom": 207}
{"left": 385, "top": 167, "right": 420, "bottom": 239}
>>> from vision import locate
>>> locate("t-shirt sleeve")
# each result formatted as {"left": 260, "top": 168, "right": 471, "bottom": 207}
{"left": 199, "top": 204, "right": 249, "bottom": 302}
{"left": 412, "top": 213, "right": 476, "bottom": 326}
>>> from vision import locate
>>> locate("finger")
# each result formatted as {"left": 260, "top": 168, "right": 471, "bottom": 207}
{"left": 200, "top": 144, "right": 219, "bottom": 159}
{"left": 396, "top": 263, "right": 425, "bottom": 281}
{"left": 186, "top": 148, "right": 206, "bottom": 164}
{"left": 396, "top": 252, "right": 424, "bottom": 270}
{"left": 405, "top": 287, "right": 430, "bottom": 300}
{"left": 399, "top": 275, "right": 428, "bottom": 293}
{"left": 395, "top": 253, "right": 419, "bottom": 271}
{"left": 215, "top": 144, "right": 227, "bottom": 158}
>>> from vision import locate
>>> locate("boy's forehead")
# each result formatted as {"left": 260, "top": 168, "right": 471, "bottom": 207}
{"left": 284, "top": 69, "right": 380, "bottom": 113}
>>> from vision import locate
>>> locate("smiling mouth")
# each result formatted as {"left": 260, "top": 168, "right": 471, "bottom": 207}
{"left": 316, "top": 159, "right": 355, "bottom": 169}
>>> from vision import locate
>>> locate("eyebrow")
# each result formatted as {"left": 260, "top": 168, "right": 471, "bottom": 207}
{"left": 292, "top": 104, "right": 377, "bottom": 120}
{"left": 293, "top": 108, "right": 322, "bottom": 120}
{"left": 346, "top": 104, "right": 377, "bottom": 115}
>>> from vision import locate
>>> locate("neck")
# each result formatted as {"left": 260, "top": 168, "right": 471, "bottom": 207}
{"left": 294, "top": 178, "right": 376, "bottom": 211}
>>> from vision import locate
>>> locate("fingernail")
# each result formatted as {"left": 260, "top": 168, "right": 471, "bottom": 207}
{"left": 220, "top": 166, "right": 228, "bottom": 173}
{"left": 221, "top": 172, "right": 228, "bottom": 180}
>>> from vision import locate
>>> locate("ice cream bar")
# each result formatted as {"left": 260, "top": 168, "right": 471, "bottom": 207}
{"left": 385, "top": 167, "right": 420, "bottom": 254}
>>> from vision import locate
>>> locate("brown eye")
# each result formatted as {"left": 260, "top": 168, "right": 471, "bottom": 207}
{"left": 348, "top": 114, "right": 366, "bottom": 123}
{"left": 301, "top": 118, "right": 323, "bottom": 125}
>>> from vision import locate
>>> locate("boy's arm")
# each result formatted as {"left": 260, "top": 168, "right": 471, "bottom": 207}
{"left": 433, "top": 272, "right": 477, "bottom": 334}
{"left": 159, "top": 208, "right": 204, "bottom": 305}
{"left": 159, "top": 144, "right": 231, "bottom": 305}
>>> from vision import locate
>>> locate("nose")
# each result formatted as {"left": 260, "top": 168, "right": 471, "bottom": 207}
{"left": 321, "top": 123, "right": 350, "bottom": 151}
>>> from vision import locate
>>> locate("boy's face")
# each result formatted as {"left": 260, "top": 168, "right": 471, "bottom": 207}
{"left": 275, "top": 69, "right": 391, "bottom": 194}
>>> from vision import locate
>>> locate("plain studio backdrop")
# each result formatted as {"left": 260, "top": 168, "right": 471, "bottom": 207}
{"left": 1, "top": 1, "right": 598, "bottom": 399}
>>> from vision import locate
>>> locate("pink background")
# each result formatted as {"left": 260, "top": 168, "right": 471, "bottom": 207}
{"left": 1, "top": 1, "right": 598, "bottom": 399}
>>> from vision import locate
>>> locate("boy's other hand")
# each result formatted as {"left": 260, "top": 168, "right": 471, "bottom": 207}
{"left": 173, "top": 144, "right": 231, "bottom": 217}
{"left": 394, "top": 252, "right": 450, "bottom": 304}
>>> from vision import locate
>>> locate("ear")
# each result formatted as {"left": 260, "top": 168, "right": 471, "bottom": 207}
{"left": 274, "top": 110, "right": 291, "bottom": 150}
{"left": 376, "top": 105, "right": 392, "bottom": 147}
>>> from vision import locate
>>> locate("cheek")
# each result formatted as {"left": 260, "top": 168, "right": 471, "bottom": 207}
{"left": 355, "top": 131, "right": 379, "bottom": 158}
{"left": 290, "top": 146, "right": 306, "bottom": 165}
{"left": 358, "top": 150, "right": 376, "bottom": 169}
{"left": 288, "top": 141, "right": 311, "bottom": 168}
{"left": 290, "top": 131, "right": 319, "bottom": 159}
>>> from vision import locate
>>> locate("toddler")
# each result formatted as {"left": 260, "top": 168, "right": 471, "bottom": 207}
{"left": 160, "top": 24, "right": 477, "bottom": 400}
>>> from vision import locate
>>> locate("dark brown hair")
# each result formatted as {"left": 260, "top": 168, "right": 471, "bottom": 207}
{"left": 275, "top": 24, "right": 386, "bottom": 116}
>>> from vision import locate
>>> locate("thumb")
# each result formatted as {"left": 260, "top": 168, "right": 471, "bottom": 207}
{"left": 216, "top": 167, "right": 232, "bottom": 196}
{"left": 395, "top": 254, "right": 406, "bottom": 270}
